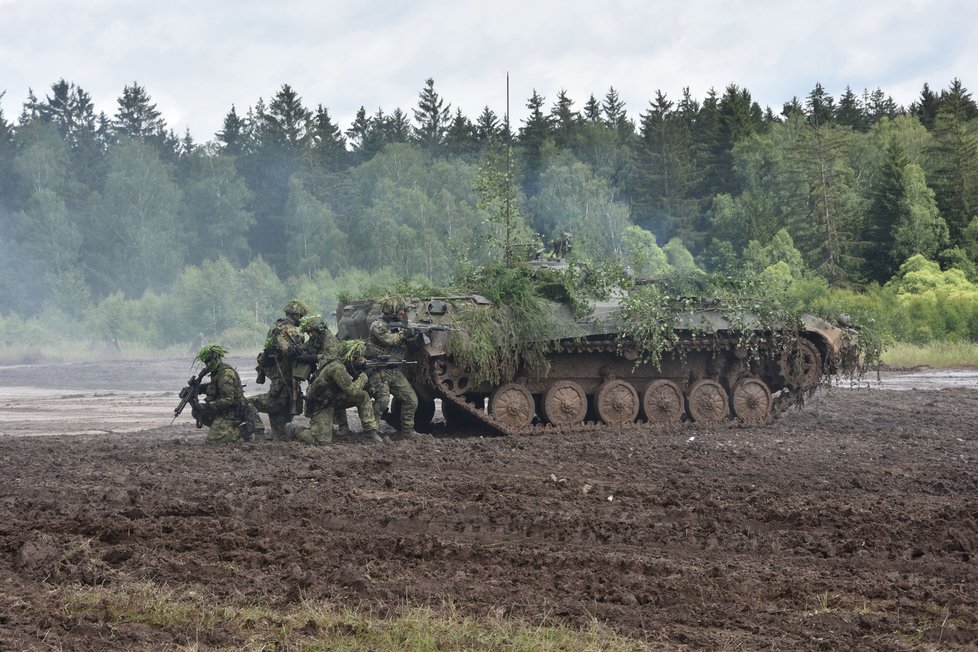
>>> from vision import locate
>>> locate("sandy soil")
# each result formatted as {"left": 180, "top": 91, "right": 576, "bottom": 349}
{"left": 1, "top": 357, "right": 977, "bottom": 650}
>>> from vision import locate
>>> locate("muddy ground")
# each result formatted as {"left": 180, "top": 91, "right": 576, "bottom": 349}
{"left": 1, "top": 358, "right": 977, "bottom": 650}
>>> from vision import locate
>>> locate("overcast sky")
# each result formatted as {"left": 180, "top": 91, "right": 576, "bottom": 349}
{"left": 2, "top": 0, "right": 976, "bottom": 143}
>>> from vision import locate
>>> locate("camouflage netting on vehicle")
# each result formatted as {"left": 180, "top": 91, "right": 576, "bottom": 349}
{"left": 358, "top": 261, "right": 882, "bottom": 389}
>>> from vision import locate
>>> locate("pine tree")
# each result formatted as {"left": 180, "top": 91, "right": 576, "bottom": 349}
{"left": 517, "top": 89, "right": 551, "bottom": 191}
{"left": 310, "top": 104, "right": 347, "bottom": 171}
{"left": 583, "top": 94, "right": 602, "bottom": 122}
{"left": 631, "top": 90, "right": 697, "bottom": 242}
{"left": 112, "top": 82, "right": 166, "bottom": 140}
{"left": 445, "top": 108, "right": 478, "bottom": 158}
{"left": 216, "top": 105, "right": 249, "bottom": 157}
{"left": 694, "top": 88, "right": 724, "bottom": 199}
{"left": 26, "top": 79, "right": 98, "bottom": 148}
{"left": 475, "top": 106, "right": 503, "bottom": 145}
{"left": 834, "top": 86, "right": 866, "bottom": 131}
{"left": 345, "top": 106, "right": 371, "bottom": 154}
{"left": 793, "top": 122, "right": 861, "bottom": 283}
{"left": 937, "top": 78, "right": 978, "bottom": 122}
{"left": 384, "top": 108, "right": 413, "bottom": 143}
{"left": 864, "top": 87, "right": 900, "bottom": 123}
{"left": 864, "top": 138, "right": 908, "bottom": 282}
{"left": 805, "top": 82, "right": 835, "bottom": 127}
{"left": 710, "top": 84, "right": 761, "bottom": 197}
{"left": 928, "top": 85, "right": 978, "bottom": 240}
{"left": 412, "top": 78, "right": 451, "bottom": 152}
{"left": 602, "top": 87, "right": 632, "bottom": 135}
{"left": 549, "top": 89, "right": 580, "bottom": 149}
{"left": 909, "top": 82, "right": 940, "bottom": 129}
{"left": 264, "top": 84, "right": 312, "bottom": 150}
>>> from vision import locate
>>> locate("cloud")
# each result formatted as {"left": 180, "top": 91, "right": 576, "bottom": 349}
{"left": 2, "top": 0, "right": 977, "bottom": 140}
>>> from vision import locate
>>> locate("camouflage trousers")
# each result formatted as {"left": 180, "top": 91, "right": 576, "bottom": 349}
{"left": 251, "top": 376, "right": 293, "bottom": 440}
{"left": 205, "top": 416, "right": 242, "bottom": 443}
{"left": 201, "top": 400, "right": 264, "bottom": 443}
{"left": 368, "top": 369, "right": 417, "bottom": 431}
{"left": 295, "top": 390, "right": 378, "bottom": 445}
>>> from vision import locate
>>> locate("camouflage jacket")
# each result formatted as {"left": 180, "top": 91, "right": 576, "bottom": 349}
{"left": 204, "top": 363, "right": 245, "bottom": 416}
{"left": 307, "top": 358, "right": 367, "bottom": 403}
{"left": 367, "top": 318, "right": 405, "bottom": 357}
{"left": 261, "top": 318, "right": 304, "bottom": 379}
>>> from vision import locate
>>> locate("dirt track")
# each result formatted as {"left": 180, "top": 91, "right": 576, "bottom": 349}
{"left": 1, "top": 358, "right": 978, "bottom": 650}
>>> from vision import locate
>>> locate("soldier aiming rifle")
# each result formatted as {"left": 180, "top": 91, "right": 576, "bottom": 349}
{"left": 174, "top": 344, "right": 265, "bottom": 443}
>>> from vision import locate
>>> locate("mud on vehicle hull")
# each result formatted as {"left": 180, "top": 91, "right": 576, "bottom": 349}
{"left": 337, "top": 297, "right": 854, "bottom": 437}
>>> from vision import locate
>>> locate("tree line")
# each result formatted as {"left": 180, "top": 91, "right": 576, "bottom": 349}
{"left": 1, "top": 76, "right": 977, "bottom": 347}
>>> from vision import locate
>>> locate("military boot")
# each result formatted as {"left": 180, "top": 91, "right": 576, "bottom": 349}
{"left": 284, "top": 423, "right": 302, "bottom": 441}
{"left": 362, "top": 429, "right": 384, "bottom": 444}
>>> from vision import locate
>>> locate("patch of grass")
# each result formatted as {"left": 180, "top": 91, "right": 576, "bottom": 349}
{"left": 61, "top": 582, "right": 646, "bottom": 651}
{"left": 882, "top": 341, "right": 978, "bottom": 369}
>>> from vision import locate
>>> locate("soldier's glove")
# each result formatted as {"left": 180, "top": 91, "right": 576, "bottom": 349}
{"left": 296, "top": 353, "right": 318, "bottom": 365}
{"left": 352, "top": 359, "right": 367, "bottom": 373}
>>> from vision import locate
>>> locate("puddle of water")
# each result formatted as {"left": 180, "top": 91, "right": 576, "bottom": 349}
{"left": 837, "top": 369, "right": 978, "bottom": 391}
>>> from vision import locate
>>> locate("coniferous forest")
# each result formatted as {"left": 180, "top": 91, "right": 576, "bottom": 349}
{"left": 2, "top": 77, "right": 978, "bottom": 352}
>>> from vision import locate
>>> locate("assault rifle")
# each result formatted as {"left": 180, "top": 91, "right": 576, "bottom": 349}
{"left": 388, "top": 320, "right": 455, "bottom": 345}
{"left": 172, "top": 368, "right": 208, "bottom": 428}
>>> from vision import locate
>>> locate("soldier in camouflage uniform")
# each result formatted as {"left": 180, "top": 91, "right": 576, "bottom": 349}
{"left": 288, "top": 339, "right": 381, "bottom": 445}
{"left": 295, "top": 314, "right": 347, "bottom": 430}
{"left": 192, "top": 344, "right": 265, "bottom": 444}
{"left": 367, "top": 299, "right": 419, "bottom": 438}
{"left": 294, "top": 314, "right": 337, "bottom": 384}
{"left": 252, "top": 299, "right": 308, "bottom": 441}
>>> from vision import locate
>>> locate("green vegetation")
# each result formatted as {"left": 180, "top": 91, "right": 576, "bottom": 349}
{"left": 3, "top": 78, "right": 978, "bottom": 365}
{"left": 881, "top": 341, "right": 978, "bottom": 368}
{"left": 61, "top": 582, "right": 645, "bottom": 651}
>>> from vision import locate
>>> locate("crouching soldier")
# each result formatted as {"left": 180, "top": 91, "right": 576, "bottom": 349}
{"left": 192, "top": 344, "right": 265, "bottom": 443}
{"left": 289, "top": 340, "right": 382, "bottom": 445}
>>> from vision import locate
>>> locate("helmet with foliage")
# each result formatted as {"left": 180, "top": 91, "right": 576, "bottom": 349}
{"left": 299, "top": 314, "right": 326, "bottom": 333}
{"left": 381, "top": 297, "right": 407, "bottom": 316}
{"left": 333, "top": 339, "right": 366, "bottom": 363}
{"left": 284, "top": 299, "right": 309, "bottom": 318}
{"left": 195, "top": 343, "right": 228, "bottom": 367}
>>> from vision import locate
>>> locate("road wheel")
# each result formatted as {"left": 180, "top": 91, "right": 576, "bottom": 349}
{"left": 687, "top": 379, "right": 728, "bottom": 423}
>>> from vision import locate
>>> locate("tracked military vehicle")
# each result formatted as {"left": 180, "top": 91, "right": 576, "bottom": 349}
{"left": 336, "top": 260, "right": 860, "bottom": 436}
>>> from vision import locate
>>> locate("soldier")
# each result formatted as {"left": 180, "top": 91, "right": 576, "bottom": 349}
{"left": 288, "top": 339, "right": 381, "bottom": 445}
{"left": 294, "top": 314, "right": 337, "bottom": 381}
{"left": 295, "top": 314, "right": 347, "bottom": 430}
{"left": 253, "top": 299, "right": 308, "bottom": 441}
{"left": 367, "top": 299, "right": 419, "bottom": 439}
{"left": 192, "top": 344, "right": 265, "bottom": 443}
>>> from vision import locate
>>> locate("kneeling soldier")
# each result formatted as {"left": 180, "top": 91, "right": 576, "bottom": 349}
{"left": 290, "top": 339, "right": 381, "bottom": 445}
{"left": 193, "top": 344, "right": 265, "bottom": 443}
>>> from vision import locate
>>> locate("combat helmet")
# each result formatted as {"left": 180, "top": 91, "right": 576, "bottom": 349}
{"left": 333, "top": 339, "right": 366, "bottom": 363}
{"left": 299, "top": 314, "right": 326, "bottom": 334}
{"left": 195, "top": 343, "right": 228, "bottom": 369}
{"left": 284, "top": 299, "right": 309, "bottom": 318}
{"left": 380, "top": 296, "right": 407, "bottom": 317}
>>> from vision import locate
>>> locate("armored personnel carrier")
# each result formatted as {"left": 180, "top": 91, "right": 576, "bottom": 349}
{"left": 336, "top": 261, "right": 861, "bottom": 436}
